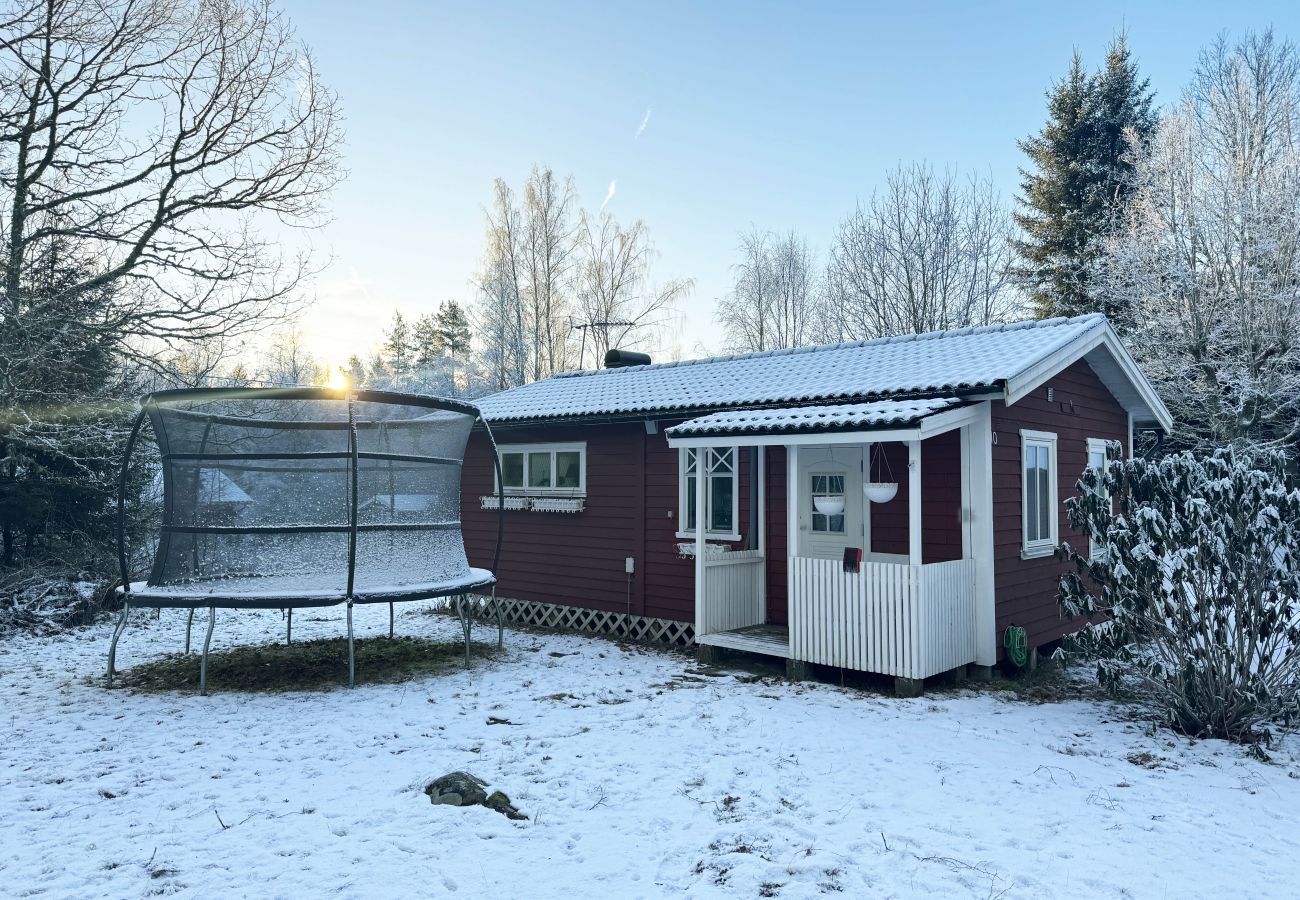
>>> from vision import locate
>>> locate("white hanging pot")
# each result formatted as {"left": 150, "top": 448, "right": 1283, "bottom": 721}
{"left": 813, "top": 495, "right": 845, "bottom": 516}
{"left": 863, "top": 482, "right": 898, "bottom": 504}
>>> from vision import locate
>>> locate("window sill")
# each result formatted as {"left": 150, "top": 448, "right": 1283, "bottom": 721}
{"left": 675, "top": 531, "right": 742, "bottom": 542}
{"left": 494, "top": 491, "right": 586, "bottom": 498}
{"left": 1021, "top": 543, "right": 1057, "bottom": 560}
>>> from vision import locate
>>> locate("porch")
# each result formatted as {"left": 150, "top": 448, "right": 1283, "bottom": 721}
{"left": 667, "top": 398, "right": 997, "bottom": 685}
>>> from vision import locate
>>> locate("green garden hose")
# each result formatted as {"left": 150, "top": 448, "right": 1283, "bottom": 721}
{"left": 1003, "top": 625, "right": 1029, "bottom": 668}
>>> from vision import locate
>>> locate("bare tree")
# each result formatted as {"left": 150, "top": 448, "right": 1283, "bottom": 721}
{"left": 0, "top": 0, "right": 343, "bottom": 369}
{"left": 715, "top": 229, "right": 817, "bottom": 352}
{"left": 474, "top": 179, "right": 527, "bottom": 389}
{"left": 572, "top": 210, "right": 691, "bottom": 364}
{"left": 0, "top": 0, "right": 340, "bottom": 575}
{"left": 261, "top": 326, "right": 324, "bottom": 386}
{"left": 1097, "top": 29, "right": 1300, "bottom": 451}
{"left": 824, "top": 163, "right": 1020, "bottom": 340}
{"left": 522, "top": 166, "right": 576, "bottom": 379}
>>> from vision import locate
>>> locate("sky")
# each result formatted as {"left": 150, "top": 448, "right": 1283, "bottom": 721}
{"left": 274, "top": 0, "right": 1300, "bottom": 371}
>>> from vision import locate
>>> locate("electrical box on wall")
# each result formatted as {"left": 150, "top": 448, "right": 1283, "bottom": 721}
{"left": 625, "top": 557, "right": 635, "bottom": 574}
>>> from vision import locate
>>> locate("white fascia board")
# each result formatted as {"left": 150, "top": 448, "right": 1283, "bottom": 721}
{"left": 917, "top": 403, "right": 983, "bottom": 439}
{"left": 1004, "top": 322, "right": 1173, "bottom": 434}
{"left": 667, "top": 427, "right": 923, "bottom": 449}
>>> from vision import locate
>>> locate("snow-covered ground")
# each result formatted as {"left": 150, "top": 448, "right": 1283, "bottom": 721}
{"left": 3, "top": 604, "right": 1298, "bottom": 899}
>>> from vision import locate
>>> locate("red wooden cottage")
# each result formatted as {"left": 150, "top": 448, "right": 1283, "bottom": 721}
{"left": 461, "top": 314, "right": 1170, "bottom": 691}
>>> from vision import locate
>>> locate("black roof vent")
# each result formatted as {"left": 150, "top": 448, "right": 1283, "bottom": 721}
{"left": 604, "top": 349, "right": 652, "bottom": 369}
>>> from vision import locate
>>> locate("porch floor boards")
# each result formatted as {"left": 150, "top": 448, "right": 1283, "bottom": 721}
{"left": 698, "top": 624, "right": 791, "bottom": 659}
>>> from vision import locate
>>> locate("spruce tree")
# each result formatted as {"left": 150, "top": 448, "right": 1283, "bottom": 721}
{"left": 381, "top": 311, "right": 413, "bottom": 377}
{"left": 433, "top": 300, "right": 472, "bottom": 359}
{"left": 1014, "top": 36, "right": 1156, "bottom": 321}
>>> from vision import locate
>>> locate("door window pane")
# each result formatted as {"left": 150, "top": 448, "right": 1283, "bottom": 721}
{"left": 810, "top": 474, "right": 846, "bottom": 533}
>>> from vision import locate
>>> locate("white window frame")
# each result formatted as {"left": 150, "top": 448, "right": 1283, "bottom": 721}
{"left": 1085, "top": 438, "right": 1111, "bottom": 560}
{"left": 495, "top": 442, "right": 586, "bottom": 497}
{"left": 677, "top": 446, "right": 741, "bottom": 541}
{"left": 1020, "top": 429, "right": 1059, "bottom": 559}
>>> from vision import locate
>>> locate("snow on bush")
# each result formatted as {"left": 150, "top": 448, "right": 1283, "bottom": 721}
{"left": 1059, "top": 445, "right": 1300, "bottom": 743}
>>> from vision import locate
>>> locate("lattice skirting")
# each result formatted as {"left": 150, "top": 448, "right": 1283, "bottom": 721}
{"left": 463, "top": 593, "right": 696, "bottom": 649}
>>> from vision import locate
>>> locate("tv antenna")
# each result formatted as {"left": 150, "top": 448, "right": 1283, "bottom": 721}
{"left": 572, "top": 319, "right": 636, "bottom": 369}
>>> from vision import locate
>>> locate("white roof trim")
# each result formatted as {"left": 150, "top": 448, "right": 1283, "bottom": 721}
{"left": 666, "top": 398, "right": 982, "bottom": 448}
{"left": 1003, "top": 319, "right": 1172, "bottom": 433}
{"left": 665, "top": 398, "right": 961, "bottom": 438}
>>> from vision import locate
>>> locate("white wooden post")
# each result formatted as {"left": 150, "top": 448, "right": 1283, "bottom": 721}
{"left": 786, "top": 444, "right": 799, "bottom": 628}
{"left": 969, "top": 403, "right": 997, "bottom": 666}
{"left": 694, "top": 449, "right": 707, "bottom": 634}
{"left": 756, "top": 445, "right": 767, "bottom": 623}
{"left": 907, "top": 439, "right": 922, "bottom": 566}
{"left": 756, "top": 446, "right": 767, "bottom": 557}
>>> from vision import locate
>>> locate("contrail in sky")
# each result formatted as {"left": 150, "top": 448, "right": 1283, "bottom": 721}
{"left": 349, "top": 266, "right": 374, "bottom": 304}
{"left": 635, "top": 106, "right": 653, "bottom": 139}
{"left": 600, "top": 179, "right": 616, "bottom": 209}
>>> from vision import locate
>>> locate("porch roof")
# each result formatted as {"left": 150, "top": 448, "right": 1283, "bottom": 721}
{"left": 665, "top": 397, "right": 963, "bottom": 439}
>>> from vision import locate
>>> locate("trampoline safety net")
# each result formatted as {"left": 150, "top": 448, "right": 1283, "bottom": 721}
{"left": 122, "top": 388, "right": 499, "bottom": 608}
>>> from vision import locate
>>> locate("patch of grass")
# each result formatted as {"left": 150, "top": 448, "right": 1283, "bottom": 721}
{"left": 111, "top": 636, "right": 502, "bottom": 693}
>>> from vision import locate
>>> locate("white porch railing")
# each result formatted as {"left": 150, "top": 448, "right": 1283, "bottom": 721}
{"left": 789, "top": 557, "right": 976, "bottom": 679}
{"left": 698, "top": 550, "right": 765, "bottom": 635}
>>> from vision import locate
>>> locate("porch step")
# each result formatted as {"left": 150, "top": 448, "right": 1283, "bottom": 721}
{"left": 698, "top": 624, "right": 791, "bottom": 659}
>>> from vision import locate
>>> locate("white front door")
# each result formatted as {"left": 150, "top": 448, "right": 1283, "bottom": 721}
{"left": 796, "top": 447, "right": 864, "bottom": 560}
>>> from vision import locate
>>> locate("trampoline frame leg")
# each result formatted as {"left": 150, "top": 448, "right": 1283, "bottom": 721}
{"left": 347, "top": 601, "right": 355, "bottom": 688}
{"left": 184, "top": 608, "right": 195, "bottom": 654}
{"left": 107, "top": 602, "right": 130, "bottom": 688}
{"left": 286, "top": 608, "right": 292, "bottom": 645}
{"left": 200, "top": 606, "right": 216, "bottom": 696}
{"left": 493, "top": 587, "right": 502, "bottom": 649}
{"left": 388, "top": 601, "right": 394, "bottom": 639}
{"left": 455, "top": 594, "right": 471, "bottom": 665}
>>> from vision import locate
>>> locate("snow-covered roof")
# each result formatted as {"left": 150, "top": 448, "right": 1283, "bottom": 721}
{"left": 666, "top": 398, "right": 962, "bottom": 438}
{"left": 152, "top": 470, "right": 252, "bottom": 504}
{"left": 477, "top": 314, "right": 1172, "bottom": 431}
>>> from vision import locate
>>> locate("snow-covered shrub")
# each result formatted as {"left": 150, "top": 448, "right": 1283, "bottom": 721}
{"left": 1059, "top": 446, "right": 1300, "bottom": 743}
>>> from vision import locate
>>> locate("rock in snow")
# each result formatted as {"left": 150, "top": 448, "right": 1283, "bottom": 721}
{"left": 424, "top": 772, "right": 527, "bottom": 820}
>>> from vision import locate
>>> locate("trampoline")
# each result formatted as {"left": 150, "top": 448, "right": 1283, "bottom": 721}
{"left": 109, "top": 387, "right": 504, "bottom": 692}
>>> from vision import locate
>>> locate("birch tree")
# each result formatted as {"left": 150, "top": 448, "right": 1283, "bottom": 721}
{"left": 715, "top": 229, "right": 817, "bottom": 352}
{"left": 573, "top": 210, "right": 691, "bottom": 364}
{"left": 522, "top": 166, "right": 576, "bottom": 379}
{"left": 1097, "top": 29, "right": 1300, "bottom": 451}
{"left": 824, "top": 163, "right": 1019, "bottom": 340}
{"left": 475, "top": 180, "right": 527, "bottom": 389}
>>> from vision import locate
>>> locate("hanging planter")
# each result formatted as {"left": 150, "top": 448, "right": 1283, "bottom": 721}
{"left": 863, "top": 442, "right": 898, "bottom": 505}
{"left": 813, "top": 494, "right": 846, "bottom": 516}
{"left": 863, "top": 481, "right": 898, "bottom": 504}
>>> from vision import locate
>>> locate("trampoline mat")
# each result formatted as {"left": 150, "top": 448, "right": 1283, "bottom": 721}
{"left": 122, "top": 568, "right": 496, "bottom": 609}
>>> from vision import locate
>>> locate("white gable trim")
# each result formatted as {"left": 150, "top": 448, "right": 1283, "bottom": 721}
{"left": 1003, "top": 321, "right": 1172, "bottom": 433}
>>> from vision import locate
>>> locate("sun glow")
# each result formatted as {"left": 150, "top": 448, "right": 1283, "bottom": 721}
{"left": 324, "top": 367, "right": 350, "bottom": 392}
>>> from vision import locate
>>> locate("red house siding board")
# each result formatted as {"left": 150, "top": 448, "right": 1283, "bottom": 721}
{"left": 990, "top": 360, "right": 1128, "bottom": 653}
{"left": 869, "top": 442, "right": 909, "bottom": 556}
{"left": 764, "top": 446, "right": 788, "bottom": 625}
{"left": 462, "top": 422, "right": 649, "bottom": 615}
{"left": 921, "top": 430, "right": 963, "bottom": 564}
